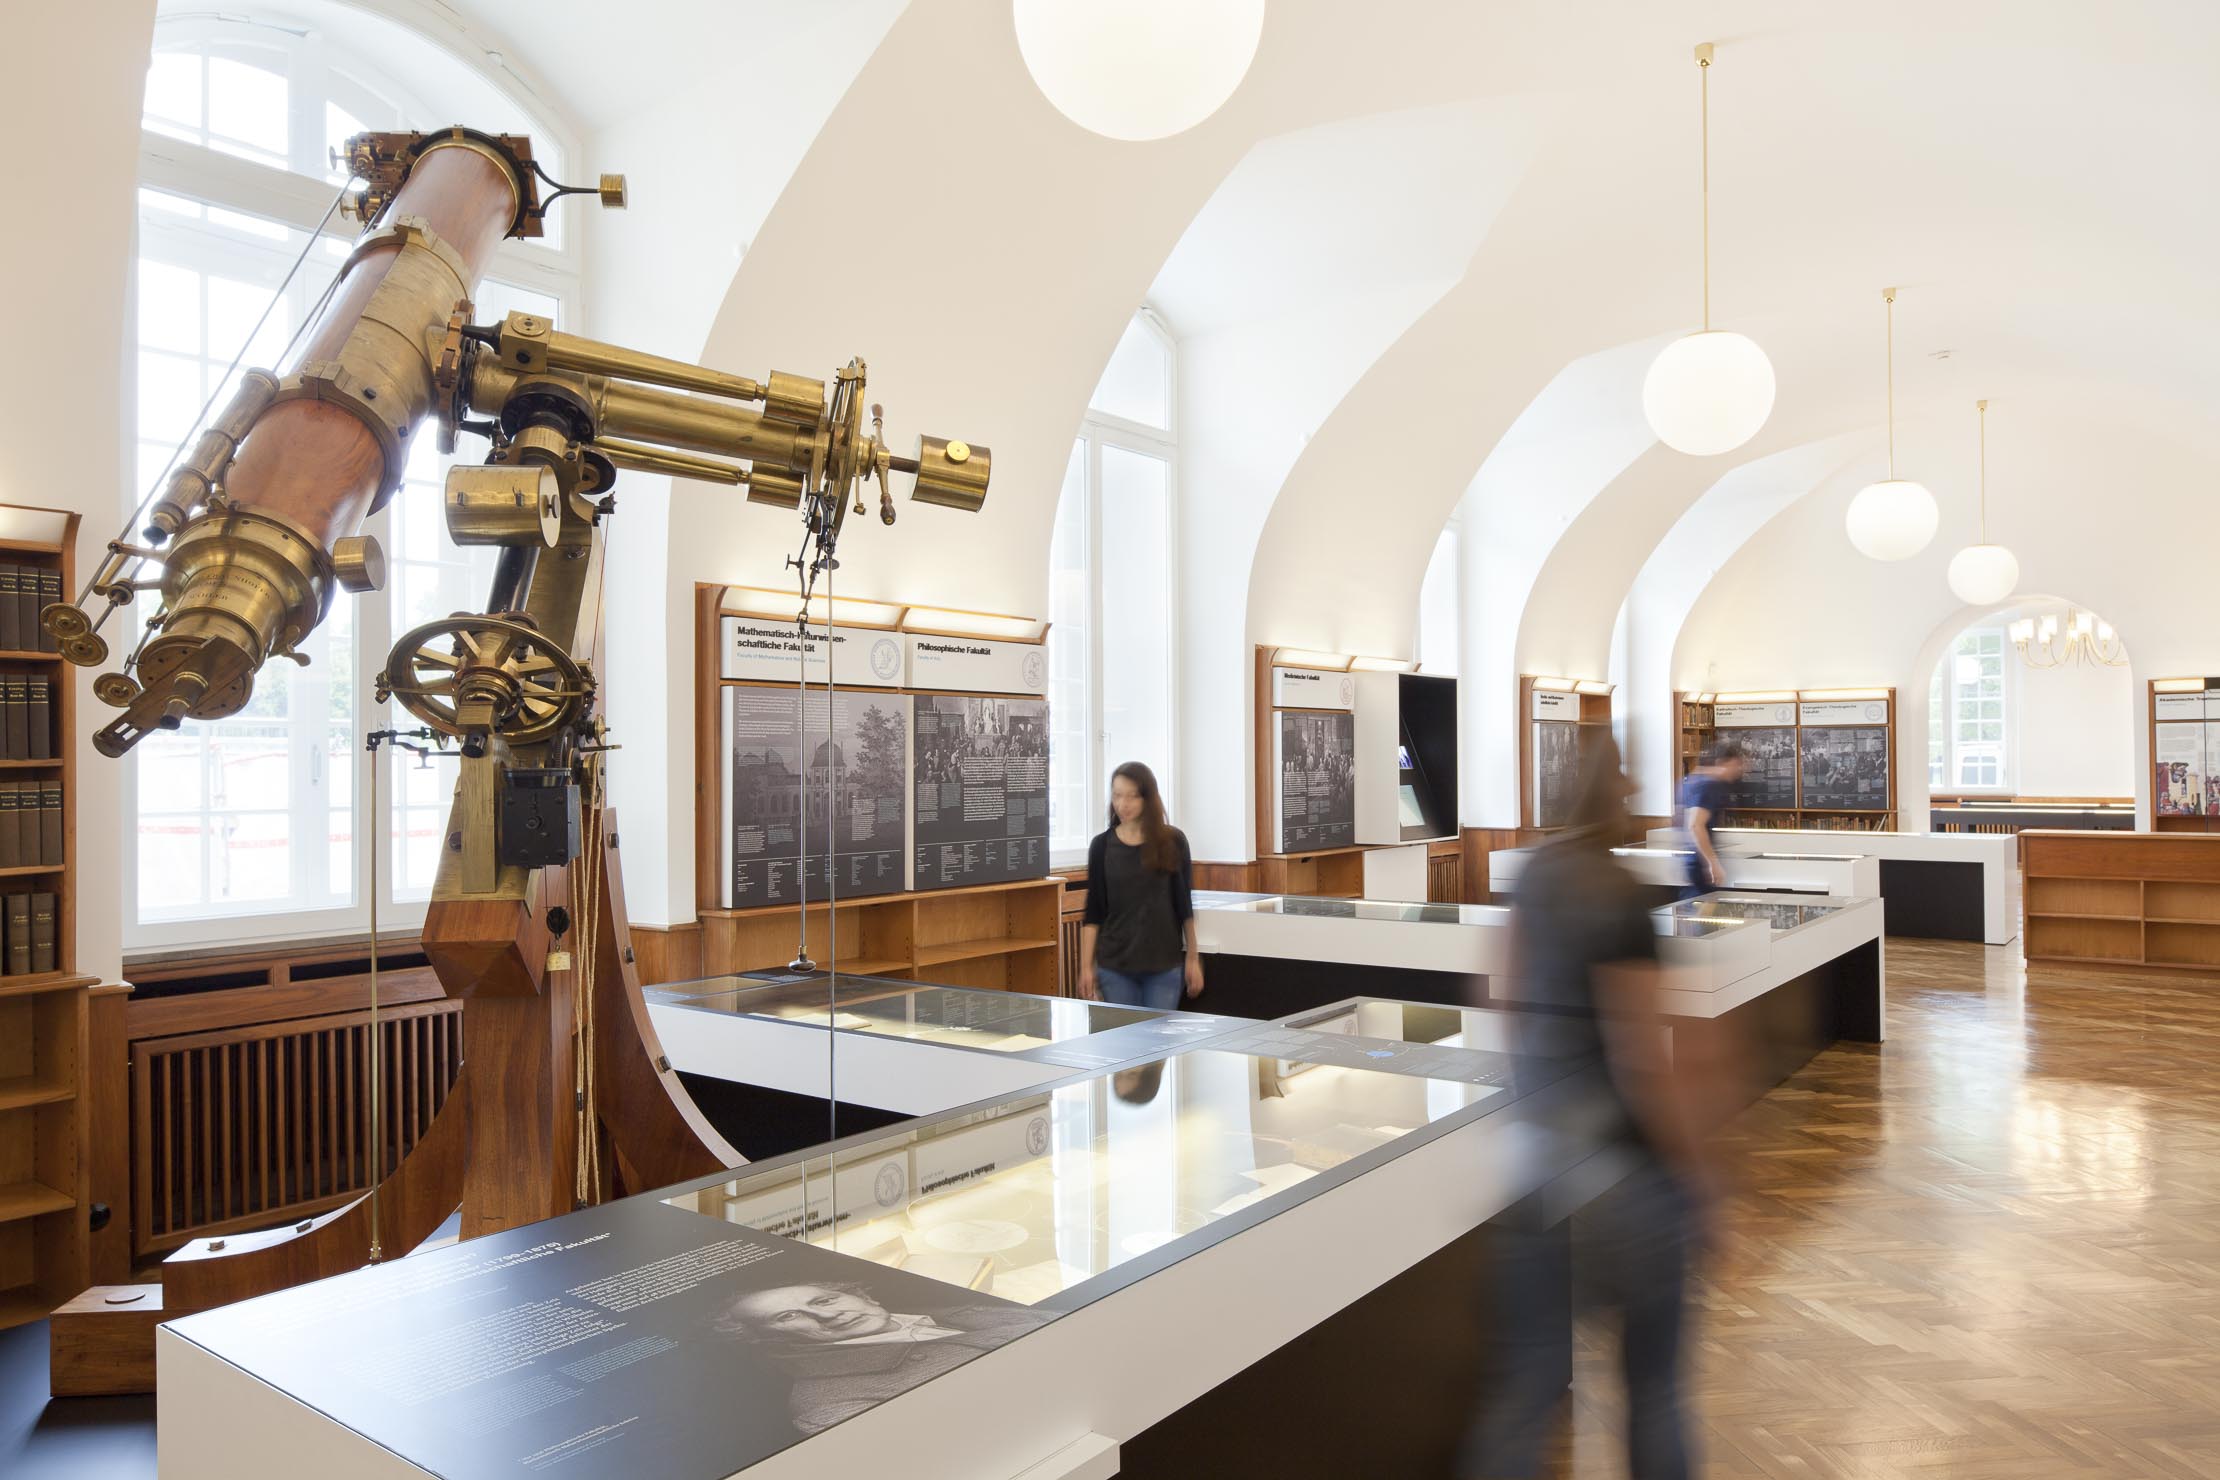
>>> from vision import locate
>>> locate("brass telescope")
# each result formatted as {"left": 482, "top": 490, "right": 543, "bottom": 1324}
{"left": 58, "top": 126, "right": 991, "bottom": 760}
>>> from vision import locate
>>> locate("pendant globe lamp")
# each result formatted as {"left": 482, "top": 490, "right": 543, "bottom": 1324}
{"left": 1642, "top": 42, "right": 1776, "bottom": 456}
{"left": 1946, "top": 399, "right": 2021, "bottom": 605}
{"left": 1844, "top": 287, "right": 1939, "bottom": 560}
{"left": 1014, "top": 0, "right": 1267, "bottom": 143}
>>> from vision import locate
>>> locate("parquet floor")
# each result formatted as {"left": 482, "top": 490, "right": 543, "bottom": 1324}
{"left": 1555, "top": 938, "right": 2220, "bottom": 1478}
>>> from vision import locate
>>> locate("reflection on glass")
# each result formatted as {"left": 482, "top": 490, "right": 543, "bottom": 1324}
{"left": 667, "top": 1048, "right": 1500, "bottom": 1304}
{"left": 1660, "top": 895, "right": 1841, "bottom": 932}
{"left": 1204, "top": 895, "right": 1510, "bottom": 927}
{"left": 653, "top": 975, "right": 1159, "bottom": 1055}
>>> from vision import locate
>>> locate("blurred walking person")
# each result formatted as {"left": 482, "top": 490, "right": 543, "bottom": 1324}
{"left": 1462, "top": 735, "right": 1728, "bottom": 1480}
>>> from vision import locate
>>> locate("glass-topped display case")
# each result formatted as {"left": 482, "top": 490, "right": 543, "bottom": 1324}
{"left": 662, "top": 1040, "right": 1543, "bottom": 1308}
{"left": 1660, "top": 892, "right": 1847, "bottom": 933}
{"left": 648, "top": 971, "right": 1238, "bottom": 1070}
{"left": 1194, "top": 894, "right": 1509, "bottom": 927}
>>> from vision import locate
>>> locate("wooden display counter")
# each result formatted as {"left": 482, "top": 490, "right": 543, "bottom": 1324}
{"left": 2020, "top": 831, "right": 2220, "bottom": 973}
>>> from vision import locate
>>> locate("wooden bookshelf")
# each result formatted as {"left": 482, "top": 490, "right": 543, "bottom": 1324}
{"left": 0, "top": 507, "right": 88, "bottom": 1330}
{"left": 2021, "top": 831, "right": 2220, "bottom": 973}
{"left": 1676, "top": 689, "right": 1898, "bottom": 831}
{"left": 697, "top": 878, "right": 1064, "bottom": 994}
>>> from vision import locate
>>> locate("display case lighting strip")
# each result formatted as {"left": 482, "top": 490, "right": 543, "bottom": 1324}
{"left": 900, "top": 605, "right": 1045, "bottom": 640}
{"left": 1274, "top": 648, "right": 1352, "bottom": 671}
{"left": 1573, "top": 679, "right": 1615, "bottom": 695}
{"left": 1798, "top": 687, "right": 1890, "bottom": 700}
{"left": 1713, "top": 689, "right": 1796, "bottom": 701}
{"left": 1349, "top": 655, "right": 1418, "bottom": 672}
{"left": 1532, "top": 675, "right": 1578, "bottom": 692}
{"left": 723, "top": 584, "right": 908, "bottom": 629}
{"left": 2153, "top": 677, "right": 2205, "bottom": 693}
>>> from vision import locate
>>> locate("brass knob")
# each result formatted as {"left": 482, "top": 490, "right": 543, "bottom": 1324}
{"left": 333, "top": 535, "right": 387, "bottom": 594}
{"left": 599, "top": 173, "right": 628, "bottom": 209}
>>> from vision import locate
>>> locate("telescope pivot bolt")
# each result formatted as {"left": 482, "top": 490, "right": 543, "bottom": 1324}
{"left": 598, "top": 174, "right": 627, "bottom": 209}
{"left": 333, "top": 535, "right": 387, "bottom": 594}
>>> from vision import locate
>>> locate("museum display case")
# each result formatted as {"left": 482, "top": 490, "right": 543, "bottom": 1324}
{"left": 655, "top": 972, "right": 1169, "bottom": 1059}
{"left": 662, "top": 1040, "right": 1534, "bottom": 1309}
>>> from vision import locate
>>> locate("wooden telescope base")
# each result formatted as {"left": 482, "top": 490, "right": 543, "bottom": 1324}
{"left": 50, "top": 809, "right": 741, "bottom": 1394}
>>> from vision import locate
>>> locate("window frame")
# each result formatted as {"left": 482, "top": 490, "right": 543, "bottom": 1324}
{"left": 1933, "top": 627, "right": 2013, "bottom": 797}
{"left": 124, "top": 17, "right": 580, "bottom": 952}
{"left": 1049, "top": 310, "right": 1179, "bottom": 868}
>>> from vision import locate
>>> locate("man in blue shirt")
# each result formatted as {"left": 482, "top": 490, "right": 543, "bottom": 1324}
{"left": 1676, "top": 740, "right": 1748, "bottom": 897}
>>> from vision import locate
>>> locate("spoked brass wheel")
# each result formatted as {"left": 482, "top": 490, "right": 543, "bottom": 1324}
{"left": 377, "top": 615, "right": 591, "bottom": 742}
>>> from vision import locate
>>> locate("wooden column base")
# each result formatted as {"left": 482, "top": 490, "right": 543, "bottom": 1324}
{"left": 49, "top": 1283, "right": 163, "bottom": 1397}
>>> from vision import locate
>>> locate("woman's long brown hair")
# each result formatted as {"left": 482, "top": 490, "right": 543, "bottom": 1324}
{"left": 1108, "top": 761, "right": 1181, "bottom": 872}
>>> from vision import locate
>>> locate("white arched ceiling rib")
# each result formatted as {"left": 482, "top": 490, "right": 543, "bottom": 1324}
{"left": 1167, "top": 97, "right": 1548, "bottom": 857}
{"left": 1622, "top": 433, "right": 1871, "bottom": 813}
{"left": 1670, "top": 410, "right": 2220, "bottom": 823}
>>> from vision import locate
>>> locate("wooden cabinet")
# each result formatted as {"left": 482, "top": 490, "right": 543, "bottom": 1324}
{"left": 1, "top": 974, "right": 96, "bottom": 1328}
{"left": 2021, "top": 831, "right": 2220, "bottom": 972}
{"left": 697, "top": 878, "right": 1064, "bottom": 994}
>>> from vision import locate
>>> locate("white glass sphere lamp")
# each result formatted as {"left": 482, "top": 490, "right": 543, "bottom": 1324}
{"left": 1643, "top": 44, "right": 1774, "bottom": 456}
{"left": 1846, "top": 288, "right": 1938, "bottom": 561}
{"left": 1643, "top": 330, "right": 1776, "bottom": 455}
{"left": 1013, "top": 0, "right": 1267, "bottom": 142}
{"left": 1945, "top": 400, "right": 2018, "bottom": 603}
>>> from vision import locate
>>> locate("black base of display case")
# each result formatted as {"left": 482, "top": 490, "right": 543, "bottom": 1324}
{"left": 1116, "top": 1207, "right": 1571, "bottom": 1480}
{"left": 1190, "top": 953, "right": 1485, "bottom": 1019}
{"left": 674, "top": 1070, "right": 913, "bottom": 1162}
{"left": 1875, "top": 858, "right": 1986, "bottom": 941}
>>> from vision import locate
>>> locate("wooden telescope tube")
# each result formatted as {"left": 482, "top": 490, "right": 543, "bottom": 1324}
{"left": 96, "top": 143, "right": 523, "bottom": 755}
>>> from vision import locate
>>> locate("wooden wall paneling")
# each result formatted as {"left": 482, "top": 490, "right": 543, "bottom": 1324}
{"left": 85, "top": 984, "right": 128, "bottom": 1285}
{"left": 629, "top": 923, "right": 703, "bottom": 987}
{"left": 1192, "top": 862, "right": 1259, "bottom": 892}
{"left": 123, "top": 965, "right": 442, "bottom": 1041}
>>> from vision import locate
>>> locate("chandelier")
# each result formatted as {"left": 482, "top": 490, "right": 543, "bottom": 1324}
{"left": 2009, "top": 610, "right": 2126, "bottom": 669}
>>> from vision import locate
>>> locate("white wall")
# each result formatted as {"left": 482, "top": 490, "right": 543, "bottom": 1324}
{"left": 2, "top": 2, "right": 159, "bottom": 984}
{"left": 1926, "top": 603, "right": 2137, "bottom": 799}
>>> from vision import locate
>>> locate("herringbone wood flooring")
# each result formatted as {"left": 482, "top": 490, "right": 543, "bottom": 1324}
{"left": 1554, "top": 938, "right": 2220, "bottom": 1478}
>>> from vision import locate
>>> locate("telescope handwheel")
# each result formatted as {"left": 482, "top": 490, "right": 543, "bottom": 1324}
{"left": 379, "top": 615, "right": 589, "bottom": 742}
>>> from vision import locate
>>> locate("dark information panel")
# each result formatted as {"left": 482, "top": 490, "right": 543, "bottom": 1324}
{"left": 912, "top": 694, "right": 1050, "bottom": 889}
{"left": 1278, "top": 710, "right": 1355, "bottom": 851}
{"left": 1798, "top": 725, "right": 1889, "bottom": 811}
{"left": 1723, "top": 727, "right": 1797, "bottom": 811}
{"left": 728, "top": 688, "right": 910, "bottom": 907}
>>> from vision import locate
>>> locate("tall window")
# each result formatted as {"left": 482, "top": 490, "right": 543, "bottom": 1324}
{"left": 1929, "top": 628, "right": 2009, "bottom": 792}
{"left": 127, "top": 17, "right": 576, "bottom": 947}
{"left": 1048, "top": 313, "right": 1177, "bottom": 861}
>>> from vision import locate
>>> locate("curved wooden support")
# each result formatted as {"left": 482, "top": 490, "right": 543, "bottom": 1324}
{"left": 591, "top": 806, "right": 744, "bottom": 1194}
{"left": 162, "top": 1077, "right": 472, "bottom": 1317}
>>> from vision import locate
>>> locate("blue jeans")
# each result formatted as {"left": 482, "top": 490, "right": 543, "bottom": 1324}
{"left": 1096, "top": 964, "right": 1184, "bottom": 1011}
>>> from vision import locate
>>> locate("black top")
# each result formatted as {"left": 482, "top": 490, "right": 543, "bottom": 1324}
{"left": 1509, "top": 833, "right": 1658, "bottom": 1148}
{"left": 1083, "top": 827, "right": 1195, "bottom": 974}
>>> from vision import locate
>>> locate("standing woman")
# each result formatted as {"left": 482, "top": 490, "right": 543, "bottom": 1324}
{"left": 1079, "top": 762, "right": 1203, "bottom": 1010}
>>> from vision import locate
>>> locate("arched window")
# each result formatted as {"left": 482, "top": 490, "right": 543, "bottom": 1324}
{"left": 1048, "top": 311, "right": 1177, "bottom": 860}
{"left": 127, "top": 8, "right": 580, "bottom": 948}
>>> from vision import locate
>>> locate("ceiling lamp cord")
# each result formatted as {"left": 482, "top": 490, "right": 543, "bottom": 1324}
{"left": 1976, "top": 398, "right": 1988, "bottom": 543}
{"left": 1883, "top": 287, "right": 1898, "bottom": 480}
{"left": 1700, "top": 47, "right": 1711, "bottom": 332}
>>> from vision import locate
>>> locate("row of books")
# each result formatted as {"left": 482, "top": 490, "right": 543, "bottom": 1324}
{"left": 0, "top": 892, "right": 57, "bottom": 975}
{"left": 0, "top": 565, "right": 60, "bottom": 653}
{"left": 0, "top": 674, "right": 53, "bottom": 760}
{"left": 0, "top": 780, "right": 62, "bottom": 866}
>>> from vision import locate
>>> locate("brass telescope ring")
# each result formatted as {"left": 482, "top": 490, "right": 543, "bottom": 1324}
{"left": 378, "top": 615, "right": 590, "bottom": 743}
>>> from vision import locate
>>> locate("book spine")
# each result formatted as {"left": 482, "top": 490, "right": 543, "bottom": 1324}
{"left": 11, "top": 572, "right": 35, "bottom": 657}
{"left": 0, "top": 567, "right": 19, "bottom": 651}
{"left": 37, "top": 570, "right": 59, "bottom": 653}
{"left": 39, "top": 780, "right": 61, "bottom": 867}
{"left": 2, "top": 675, "right": 21, "bottom": 760}
{"left": 27, "top": 674, "right": 48, "bottom": 761}
{"left": 0, "top": 782, "right": 19, "bottom": 870}
{"left": 6, "top": 894, "right": 28, "bottom": 976}
{"left": 29, "top": 891, "right": 55, "bottom": 975}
